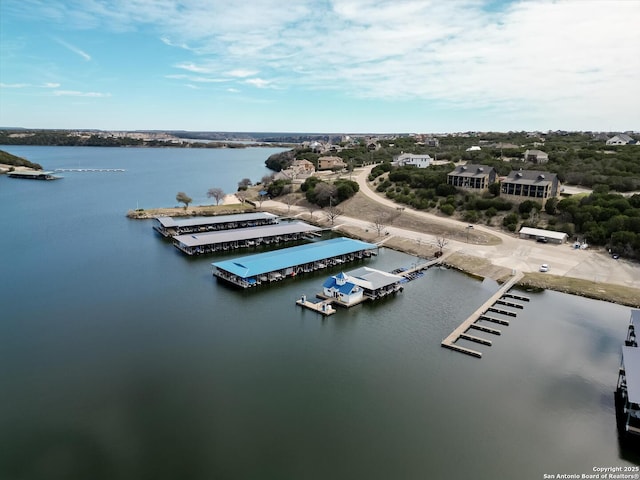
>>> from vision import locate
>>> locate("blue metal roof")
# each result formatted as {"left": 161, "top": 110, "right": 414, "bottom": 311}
{"left": 212, "top": 237, "right": 376, "bottom": 278}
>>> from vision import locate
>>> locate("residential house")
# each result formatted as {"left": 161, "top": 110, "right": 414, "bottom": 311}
{"left": 524, "top": 149, "right": 549, "bottom": 164}
{"left": 606, "top": 134, "right": 636, "bottom": 146}
{"left": 393, "top": 153, "right": 433, "bottom": 168}
{"left": 465, "top": 145, "right": 481, "bottom": 152}
{"left": 447, "top": 164, "right": 497, "bottom": 191}
{"left": 500, "top": 170, "right": 560, "bottom": 206}
{"left": 317, "top": 155, "right": 347, "bottom": 170}
{"left": 274, "top": 158, "right": 316, "bottom": 181}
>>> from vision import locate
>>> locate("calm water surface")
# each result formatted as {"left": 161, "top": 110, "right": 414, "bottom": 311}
{"left": 1, "top": 146, "right": 638, "bottom": 479}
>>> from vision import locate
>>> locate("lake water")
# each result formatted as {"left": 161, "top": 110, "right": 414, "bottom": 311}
{"left": 1, "top": 146, "right": 638, "bottom": 479}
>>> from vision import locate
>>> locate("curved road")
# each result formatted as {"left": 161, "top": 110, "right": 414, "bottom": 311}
{"left": 264, "top": 166, "right": 640, "bottom": 289}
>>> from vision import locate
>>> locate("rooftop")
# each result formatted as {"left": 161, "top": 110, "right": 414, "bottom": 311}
{"left": 448, "top": 164, "right": 494, "bottom": 177}
{"left": 344, "top": 266, "right": 403, "bottom": 290}
{"left": 503, "top": 169, "right": 557, "bottom": 185}
{"left": 519, "top": 227, "right": 568, "bottom": 241}
{"left": 157, "top": 212, "right": 277, "bottom": 228}
{"left": 212, "top": 237, "right": 377, "bottom": 279}
{"left": 174, "top": 221, "right": 321, "bottom": 247}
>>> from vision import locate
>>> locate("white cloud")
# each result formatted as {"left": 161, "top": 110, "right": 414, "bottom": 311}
{"left": 226, "top": 69, "right": 259, "bottom": 78}
{"left": 244, "top": 78, "right": 273, "bottom": 89}
{"left": 53, "top": 90, "right": 110, "bottom": 97}
{"left": 10, "top": 0, "right": 640, "bottom": 128}
{"left": 43, "top": 83, "right": 61, "bottom": 88}
{"left": 0, "top": 83, "right": 30, "bottom": 88}
{"left": 53, "top": 37, "right": 91, "bottom": 61}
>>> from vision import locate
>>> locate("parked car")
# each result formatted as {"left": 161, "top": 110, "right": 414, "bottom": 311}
{"left": 539, "top": 264, "right": 549, "bottom": 272}
{"left": 612, "top": 253, "right": 620, "bottom": 260}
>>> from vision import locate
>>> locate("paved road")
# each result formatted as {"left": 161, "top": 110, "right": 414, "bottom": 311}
{"left": 264, "top": 166, "right": 640, "bottom": 290}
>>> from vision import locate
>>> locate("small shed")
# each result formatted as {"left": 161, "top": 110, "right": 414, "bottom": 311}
{"left": 519, "top": 227, "right": 568, "bottom": 244}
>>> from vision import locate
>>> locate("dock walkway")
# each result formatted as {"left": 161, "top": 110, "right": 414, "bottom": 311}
{"left": 296, "top": 297, "right": 336, "bottom": 316}
{"left": 441, "top": 271, "right": 525, "bottom": 358}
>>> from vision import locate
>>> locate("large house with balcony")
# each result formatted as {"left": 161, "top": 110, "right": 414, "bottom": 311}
{"left": 447, "top": 164, "right": 497, "bottom": 191}
{"left": 500, "top": 170, "right": 559, "bottom": 206}
{"left": 392, "top": 153, "right": 433, "bottom": 168}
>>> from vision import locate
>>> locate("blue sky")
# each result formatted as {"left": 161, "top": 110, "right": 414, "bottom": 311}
{"left": 1, "top": 0, "right": 638, "bottom": 133}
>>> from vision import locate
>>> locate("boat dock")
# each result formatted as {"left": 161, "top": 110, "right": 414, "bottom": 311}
{"left": 212, "top": 237, "right": 377, "bottom": 288}
{"left": 154, "top": 212, "right": 279, "bottom": 238}
{"left": 296, "top": 295, "right": 336, "bottom": 316}
{"left": 54, "top": 168, "right": 125, "bottom": 172}
{"left": 173, "top": 221, "right": 321, "bottom": 255}
{"left": 441, "top": 271, "right": 526, "bottom": 358}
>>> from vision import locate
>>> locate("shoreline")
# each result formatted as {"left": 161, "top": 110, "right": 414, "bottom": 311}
{"left": 127, "top": 203, "right": 640, "bottom": 308}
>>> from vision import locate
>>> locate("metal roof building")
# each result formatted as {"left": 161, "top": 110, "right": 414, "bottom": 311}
{"left": 173, "top": 221, "right": 321, "bottom": 255}
{"left": 212, "top": 237, "right": 377, "bottom": 288}
{"left": 519, "top": 227, "right": 568, "bottom": 244}
{"left": 154, "top": 212, "right": 278, "bottom": 237}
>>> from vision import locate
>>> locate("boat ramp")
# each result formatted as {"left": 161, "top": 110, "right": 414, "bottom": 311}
{"left": 441, "top": 271, "right": 527, "bottom": 358}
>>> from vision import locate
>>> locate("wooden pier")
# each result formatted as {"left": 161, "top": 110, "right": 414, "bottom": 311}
{"left": 441, "top": 271, "right": 524, "bottom": 358}
{"left": 296, "top": 296, "right": 336, "bottom": 316}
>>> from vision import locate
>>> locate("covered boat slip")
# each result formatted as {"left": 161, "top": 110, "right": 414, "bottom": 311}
{"left": 7, "top": 170, "right": 61, "bottom": 180}
{"left": 617, "top": 346, "right": 640, "bottom": 438}
{"left": 153, "top": 212, "right": 278, "bottom": 237}
{"left": 173, "top": 221, "right": 322, "bottom": 255}
{"left": 212, "top": 237, "right": 378, "bottom": 288}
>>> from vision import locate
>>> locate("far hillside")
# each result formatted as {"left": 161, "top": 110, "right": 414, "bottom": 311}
{"left": 0, "top": 149, "right": 42, "bottom": 170}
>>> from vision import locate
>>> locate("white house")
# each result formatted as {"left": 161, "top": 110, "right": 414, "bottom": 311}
{"left": 466, "top": 146, "right": 481, "bottom": 152}
{"left": 606, "top": 134, "right": 636, "bottom": 146}
{"left": 393, "top": 153, "right": 433, "bottom": 168}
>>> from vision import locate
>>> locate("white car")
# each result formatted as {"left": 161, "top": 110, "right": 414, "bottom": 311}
{"left": 539, "top": 264, "right": 549, "bottom": 272}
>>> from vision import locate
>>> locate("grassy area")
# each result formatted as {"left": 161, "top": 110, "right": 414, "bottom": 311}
{"left": 127, "top": 203, "right": 253, "bottom": 219}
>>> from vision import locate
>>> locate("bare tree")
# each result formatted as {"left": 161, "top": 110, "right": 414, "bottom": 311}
{"left": 370, "top": 213, "right": 389, "bottom": 236}
{"left": 307, "top": 204, "right": 318, "bottom": 220}
{"left": 207, "top": 187, "right": 225, "bottom": 206}
{"left": 236, "top": 189, "right": 248, "bottom": 204}
{"left": 436, "top": 236, "right": 449, "bottom": 257}
{"left": 325, "top": 205, "right": 343, "bottom": 225}
{"left": 176, "top": 191, "right": 192, "bottom": 210}
{"left": 257, "top": 190, "right": 268, "bottom": 209}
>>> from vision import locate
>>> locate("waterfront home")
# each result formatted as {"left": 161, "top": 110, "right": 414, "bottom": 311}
{"left": 447, "top": 164, "right": 497, "bottom": 191}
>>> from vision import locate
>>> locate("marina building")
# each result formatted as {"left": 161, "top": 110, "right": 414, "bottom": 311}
{"left": 518, "top": 227, "right": 568, "bottom": 244}
{"left": 212, "top": 237, "right": 377, "bottom": 288}
{"left": 153, "top": 212, "right": 278, "bottom": 238}
{"left": 322, "top": 267, "right": 404, "bottom": 306}
{"left": 173, "top": 221, "right": 322, "bottom": 255}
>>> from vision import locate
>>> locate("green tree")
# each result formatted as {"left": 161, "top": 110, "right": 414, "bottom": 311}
{"left": 176, "top": 192, "right": 192, "bottom": 210}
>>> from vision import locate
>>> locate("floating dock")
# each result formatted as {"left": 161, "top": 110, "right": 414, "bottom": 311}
{"left": 296, "top": 296, "right": 336, "bottom": 316}
{"left": 7, "top": 170, "right": 61, "bottom": 180}
{"left": 54, "top": 168, "right": 125, "bottom": 172}
{"left": 441, "top": 271, "right": 525, "bottom": 358}
{"left": 154, "top": 212, "right": 279, "bottom": 238}
{"left": 173, "top": 221, "right": 321, "bottom": 255}
{"left": 212, "top": 237, "right": 377, "bottom": 288}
